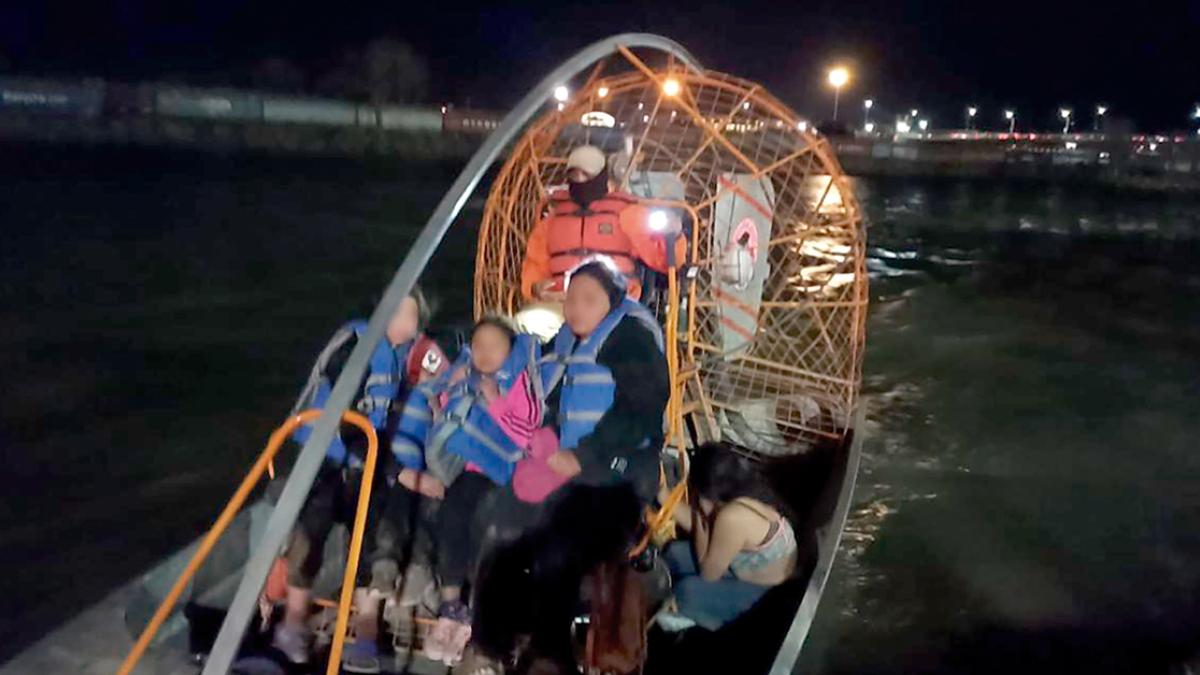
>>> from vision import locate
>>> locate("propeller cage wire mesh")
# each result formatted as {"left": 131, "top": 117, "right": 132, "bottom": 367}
{"left": 474, "top": 48, "right": 867, "bottom": 457}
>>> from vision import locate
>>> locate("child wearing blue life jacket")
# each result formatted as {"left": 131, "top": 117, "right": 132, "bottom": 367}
{"left": 274, "top": 288, "right": 448, "bottom": 672}
{"left": 397, "top": 316, "right": 541, "bottom": 666}
{"left": 468, "top": 259, "right": 670, "bottom": 673}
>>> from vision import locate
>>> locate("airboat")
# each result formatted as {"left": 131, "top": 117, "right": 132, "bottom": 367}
{"left": 3, "top": 33, "right": 866, "bottom": 675}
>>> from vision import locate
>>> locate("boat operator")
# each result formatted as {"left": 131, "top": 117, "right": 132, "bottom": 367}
{"left": 520, "top": 145, "right": 684, "bottom": 303}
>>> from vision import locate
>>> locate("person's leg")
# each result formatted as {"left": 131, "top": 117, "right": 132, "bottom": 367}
{"left": 662, "top": 539, "right": 699, "bottom": 579}
{"left": 428, "top": 473, "right": 494, "bottom": 663}
{"left": 366, "top": 481, "right": 421, "bottom": 592}
{"left": 276, "top": 468, "right": 340, "bottom": 662}
{"left": 437, "top": 473, "right": 495, "bottom": 602}
{"left": 344, "top": 470, "right": 410, "bottom": 673}
{"left": 283, "top": 469, "right": 339, "bottom": 626}
{"left": 672, "top": 575, "right": 769, "bottom": 631}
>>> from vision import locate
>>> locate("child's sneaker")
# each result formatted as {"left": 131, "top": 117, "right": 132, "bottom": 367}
{"left": 271, "top": 622, "right": 311, "bottom": 664}
{"left": 443, "top": 618, "right": 472, "bottom": 666}
{"left": 342, "top": 639, "right": 382, "bottom": 674}
{"left": 425, "top": 599, "right": 471, "bottom": 665}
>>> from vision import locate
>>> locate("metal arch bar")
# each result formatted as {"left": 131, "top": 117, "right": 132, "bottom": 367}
{"left": 200, "top": 33, "right": 701, "bottom": 675}
{"left": 768, "top": 407, "right": 865, "bottom": 675}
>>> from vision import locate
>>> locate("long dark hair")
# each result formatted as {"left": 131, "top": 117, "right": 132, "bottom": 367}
{"left": 688, "top": 442, "right": 785, "bottom": 512}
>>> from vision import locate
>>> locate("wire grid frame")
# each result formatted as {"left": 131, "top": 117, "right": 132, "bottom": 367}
{"left": 474, "top": 48, "right": 867, "bottom": 458}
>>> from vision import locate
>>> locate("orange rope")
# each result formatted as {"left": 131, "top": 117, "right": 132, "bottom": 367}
{"left": 116, "top": 409, "right": 377, "bottom": 675}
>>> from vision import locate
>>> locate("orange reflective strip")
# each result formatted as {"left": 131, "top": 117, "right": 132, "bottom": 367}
{"left": 720, "top": 315, "right": 757, "bottom": 342}
{"left": 713, "top": 286, "right": 761, "bottom": 322}
{"left": 716, "top": 175, "right": 772, "bottom": 220}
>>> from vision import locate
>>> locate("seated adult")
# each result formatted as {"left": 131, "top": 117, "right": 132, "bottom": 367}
{"left": 521, "top": 145, "right": 683, "bottom": 303}
{"left": 660, "top": 443, "right": 798, "bottom": 631}
{"left": 464, "top": 259, "right": 671, "bottom": 673}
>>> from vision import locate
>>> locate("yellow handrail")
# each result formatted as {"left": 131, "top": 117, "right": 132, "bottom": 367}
{"left": 630, "top": 255, "right": 691, "bottom": 558}
{"left": 117, "top": 409, "right": 378, "bottom": 675}
{"left": 324, "top": 414, "right": 381, "bottom": 675}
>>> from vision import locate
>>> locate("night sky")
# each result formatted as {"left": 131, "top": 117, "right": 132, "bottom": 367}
{"left": 1, "top": 0, "right": 1198, "bottom": 131}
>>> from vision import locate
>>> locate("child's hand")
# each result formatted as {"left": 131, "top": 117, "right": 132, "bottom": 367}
{"left": 398, "top": 468, "right": 420, "bottom": 492}
{"left": 478, "top": 377, "right": 500, "bottom": 403}
{"left": 546, "top": 450, "right": 582, "bottom": 478}
{"left": 416, "top": 474, "right": 446, "bottom": 500}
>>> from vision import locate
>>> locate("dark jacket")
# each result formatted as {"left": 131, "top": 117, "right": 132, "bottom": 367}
{"left": 544, "top": 314, "right": 669, "bottom": 501}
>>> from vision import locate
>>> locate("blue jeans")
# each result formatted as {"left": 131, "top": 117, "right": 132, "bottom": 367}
{"left": 663, "top": 540, "right": 768, "bottom": 630}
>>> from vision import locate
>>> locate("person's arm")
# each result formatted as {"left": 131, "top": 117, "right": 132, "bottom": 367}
{"left": 391, "top": 386, "right": 433, "bottom": 471}
{"left": 520, "top": 214, "right": 553, "bottom": 301}
{"left": 671, "top": 499, "right": 698, "bottom": 533}
{"left": 292, "top": 329, "right": 358, "bottom": 464}
{"left": 662, "top": 484, "right": 697, "bottom": 532}
{"left": 620, "top": 205, "right": 687, "bottom": 274}
{"left": 571, "top": 319, "right": 669, "bottom": 477}
{"left": 698, "top": 506, "right": 751, "bottom": 582}
{"left": 693, "top": 506, "right": 712, "bottom": 561}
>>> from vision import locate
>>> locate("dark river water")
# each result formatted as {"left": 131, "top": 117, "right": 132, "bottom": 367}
{"left": 2, "top": 145, "right": 1198, "bottom": 672}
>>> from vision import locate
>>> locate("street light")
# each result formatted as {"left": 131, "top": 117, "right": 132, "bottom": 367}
{"left": 828, "top": 67, "right": 849, "bottom": 121}
{"left": 1095, "top": 105, "right": 1108, "bottom": 132}
{"left": 864, "top": 122, "right": 875, "bottom": 133}
{"left": 553, "top": 86, "right": 569, "bottom": 103}
{"left": 918, "top": 119, "right": 929, "bottom": 132}
{"left": 864, "top": 98, "right": 874, "bottom": 126}
{"left": 966, "top": 106, "right": 978, "bottom": 130}
{"left": 910, "top": 108, "right": 919, "bottom": 119}
{"left": 1004, "top": 109, "right": 1016, "bottom": 133}
{"left": 1060, "top": 108, "right": 1073, "bottom": 134}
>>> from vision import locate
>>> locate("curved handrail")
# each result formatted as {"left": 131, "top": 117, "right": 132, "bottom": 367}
{"left": 767, "top": 407, "right": 865, "bottom": 675}
{"left": 200, "top": 34, "right": 704, "bottom": 675}
{"left": 116, "top": 409, "right": 377, "bottom": 675}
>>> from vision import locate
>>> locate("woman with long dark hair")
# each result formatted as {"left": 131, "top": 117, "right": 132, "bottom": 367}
{"left": 660, "top": 442, "right": 798, "bottom": 630}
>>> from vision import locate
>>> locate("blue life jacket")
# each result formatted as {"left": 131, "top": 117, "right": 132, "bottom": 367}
{"left": 392, "top": 380, "right": 437, "bottom": 472}
{"left": 293, "top": 320, "right": 410, "bottom": 467}
{"left": 540, "top": 299, "right": 664, "bottom": 450}
{"left": 398, "top": 334, "right": 542, "bottom": 485}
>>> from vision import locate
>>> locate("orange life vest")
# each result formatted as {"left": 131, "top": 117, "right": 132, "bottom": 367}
{"left": 545, "top": 190, "right": 640, "bottom": 277}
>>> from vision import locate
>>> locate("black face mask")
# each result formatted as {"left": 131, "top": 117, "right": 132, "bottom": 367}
{"left": 569, "top": 170, "right": 609, "bottom": 207}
